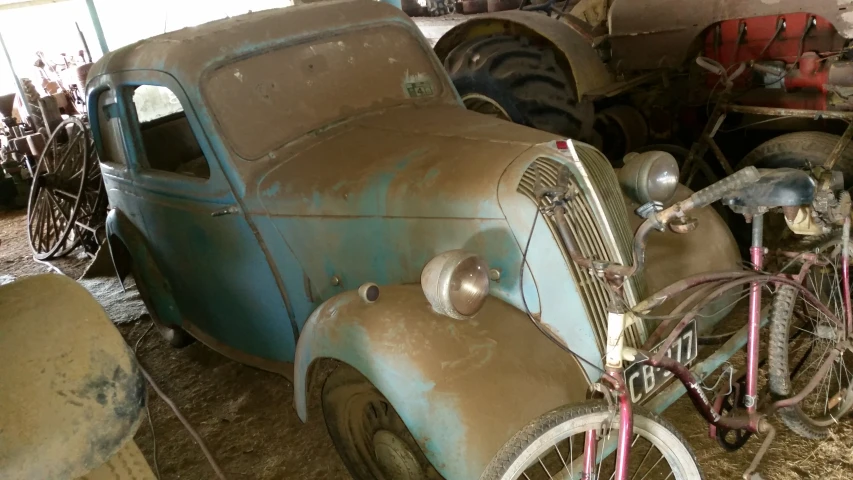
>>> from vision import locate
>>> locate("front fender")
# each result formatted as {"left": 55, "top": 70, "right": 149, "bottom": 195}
{"left": 294, "top": 285, "right": 588, "bottom": 479}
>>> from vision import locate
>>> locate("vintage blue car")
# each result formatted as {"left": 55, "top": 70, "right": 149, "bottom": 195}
{"left": 88, "top": 1, "right": 741, "bottom": 478}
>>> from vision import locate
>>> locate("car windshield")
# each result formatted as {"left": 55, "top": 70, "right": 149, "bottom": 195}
{"left": 204, "top": 25, "right": 443, "bottom": 160}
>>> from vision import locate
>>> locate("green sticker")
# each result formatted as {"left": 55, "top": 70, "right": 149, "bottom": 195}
{"left": 405, "top": 80, "right": 434, "bottom": 98}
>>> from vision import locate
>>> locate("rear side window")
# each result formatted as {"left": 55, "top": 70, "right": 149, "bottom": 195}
{"left": 95, "top": 90, "right": 127, "bottom": 166}
{"left": 130, "top": 85, "right": 210, "bottom": 180}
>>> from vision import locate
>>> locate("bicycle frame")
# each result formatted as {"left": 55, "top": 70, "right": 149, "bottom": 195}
{"left": 555, "top": 202, "right": 852, "bottom": 480}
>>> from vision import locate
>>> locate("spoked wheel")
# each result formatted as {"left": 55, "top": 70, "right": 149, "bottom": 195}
{"left": 27, "top": 118, "right": 106, "bottom": 259}
{"left": 481, "top": 402, "right": 703, "bottom": 480}
{"left": 27, "top": 118, "right": 93, "bottom": 260}
{"left": 75, "top": 138, "right": 108, "bottom": 255}
{"left": 769, "top": 235, "right": 853, "bottom": 439}
{"left": 323, "top": 364, "right": 442, "bottom": 480}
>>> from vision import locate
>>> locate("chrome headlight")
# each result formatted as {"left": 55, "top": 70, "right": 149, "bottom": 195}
{"left": 618, "top": 150, "right": 680, "bottom": 205}
{"left": 421, "top": 250, "right": 490, "bottom": 320}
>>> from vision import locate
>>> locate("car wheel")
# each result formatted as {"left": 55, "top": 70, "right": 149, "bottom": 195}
{"left": 322, "top": 364, "right": 443, "bottom": 480}
{"left": 130, "top": 261, "right": 195, "bottom": 349}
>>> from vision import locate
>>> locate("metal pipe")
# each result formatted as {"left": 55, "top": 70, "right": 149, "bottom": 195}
{"left": 823, "top": 122, "right": 853, "bottom": 170}
{"left": 653, "top": 273, "right": 843, "bottom": 361}
{"left": 644, "top": 354, "right": 758, "bottom": 431}
{"left": 85, "top": 0, "right": 109, "bottom": 55}
{"left": 843, "top": 218, "right": 852, "bottom": 336}
{"left": 76, "top": 22, "right": 92, "bottom": 63}
{"left": 0, "top": 30, "right": 31, "bottom": 118}
{"left": 645, "top": 307, "right": 768, "bottom": 414}
{"left": 746, "top": 214, "right": 764, "bottom": 413}
{"left": 725, "top": 104, "right": 853, "bottom": 121}
{"left": 582, "top": 429, "right": 597, "bottom": 479}
{"left": 635, "top": 271, "right": 753, "bottom": 313}
{"left": 613, "top": 372, "right": 633, "bottom": 480}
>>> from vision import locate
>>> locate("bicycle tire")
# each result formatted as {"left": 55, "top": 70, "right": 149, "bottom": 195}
{"left": 768, "top": 234, "right": 853, "bottom": 439}
{"left": 481, "top": 401, "right": 703, "bottom": 480}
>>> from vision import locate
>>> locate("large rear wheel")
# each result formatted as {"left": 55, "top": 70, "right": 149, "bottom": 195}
{"left": 443, "top": 35, "right": 594, "bottom": 141}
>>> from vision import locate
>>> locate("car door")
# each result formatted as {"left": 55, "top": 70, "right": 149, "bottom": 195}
{"left": 118, "top": 71, "right": 297, "bottom": 365}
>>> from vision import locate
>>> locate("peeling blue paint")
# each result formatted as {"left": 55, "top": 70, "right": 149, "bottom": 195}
{"left": 262, "top": 181, "right": 281, "bottom": 197}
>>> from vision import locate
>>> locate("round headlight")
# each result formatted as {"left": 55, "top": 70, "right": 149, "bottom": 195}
{"left": 618, "top": 151, "right": 680, "bottom": 205}
{"left": 421, "top": 250, "right": 490, "bottom": 320}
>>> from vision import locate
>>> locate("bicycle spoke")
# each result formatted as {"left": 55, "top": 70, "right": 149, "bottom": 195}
{"left": 636, "top": 446, "right": 666, "bottom": 480}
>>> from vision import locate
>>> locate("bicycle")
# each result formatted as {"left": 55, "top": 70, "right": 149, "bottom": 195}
{"left": 481, "top": 145, "right": 853, "bottom": 480}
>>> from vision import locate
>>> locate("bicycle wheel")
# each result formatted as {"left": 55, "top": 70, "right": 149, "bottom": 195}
{"left": 481, "top": 401, "right": 703, "bottom": 480}
{"left": 768, "top": 235, "right": 853, "bottom": 439}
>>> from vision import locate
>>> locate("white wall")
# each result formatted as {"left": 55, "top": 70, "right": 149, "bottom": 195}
{"left": 0, "top": 0, "right": 293, "bottom": 95}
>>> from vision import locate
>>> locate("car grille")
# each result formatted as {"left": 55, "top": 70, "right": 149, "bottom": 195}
{"left": 517, "top": 145, "right": 646, "bottom": 352}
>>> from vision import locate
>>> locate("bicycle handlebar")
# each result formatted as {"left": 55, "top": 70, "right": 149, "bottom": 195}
{"left": 551, "top": 167, "right": 761, "bottom": 283}
{"left": 656, "top": 166, "right": 760, "bottom": 223}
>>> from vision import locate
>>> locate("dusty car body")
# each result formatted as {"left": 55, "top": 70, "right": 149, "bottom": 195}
{"left": 87, "top": 1, "right": 739, "bottom": 477}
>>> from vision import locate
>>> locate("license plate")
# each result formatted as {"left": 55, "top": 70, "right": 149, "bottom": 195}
{"left": 625, "top": 320, "right": 698, "bottom": 404}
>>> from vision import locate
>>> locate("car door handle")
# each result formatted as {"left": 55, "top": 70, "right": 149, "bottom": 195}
{"left": 211, "top": 206, "right": 239, "bottom": 217}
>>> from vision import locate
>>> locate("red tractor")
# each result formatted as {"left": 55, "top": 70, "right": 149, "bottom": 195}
{"left": 435, "top": 0, "right": 853, "bottom": 204}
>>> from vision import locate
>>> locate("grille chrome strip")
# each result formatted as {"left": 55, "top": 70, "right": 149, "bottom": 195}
{"left": 517, "top": 147, "right": 645, "bottom": 352}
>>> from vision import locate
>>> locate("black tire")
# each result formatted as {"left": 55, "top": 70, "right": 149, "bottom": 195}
{"left": 768, "top": 235, "right": 853, "bottom": 439}
{"left": 322, "top": 364, "right": 443, "bottom": 480}
{"left": 481, "top": 402, "right": 703, "bottom": 480}
{"left": 737, "top": 131, "right": 853, "bottom": 189}
{"left": 443, "top": 35, "right": 594, "bottom": 140}
{"left": 130, "top": 261, "right": 195, "bottom": 349}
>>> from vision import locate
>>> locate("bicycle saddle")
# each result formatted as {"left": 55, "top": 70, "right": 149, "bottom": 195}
{"left": 0, "top": 274, "right": 145, "bottom": 479}
{"left": 723, "top": 168, "right": 816, "bottom": 208}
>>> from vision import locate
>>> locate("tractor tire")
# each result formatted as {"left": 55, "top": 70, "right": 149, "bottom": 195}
{"left": 443, "top": 35, "right": 595, "bottom": 140}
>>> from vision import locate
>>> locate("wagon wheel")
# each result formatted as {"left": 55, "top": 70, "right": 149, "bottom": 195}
{"left": 27, "top": 117, "right": 91, "bottom": 260}
{"left": 75, "top": 138, "right": 108, "bottom": 255}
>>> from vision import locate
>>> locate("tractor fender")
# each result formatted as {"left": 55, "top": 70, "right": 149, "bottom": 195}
{"left": 433, "top": 11, "right": 613, "bottom": 100}
{"left": 294, "top": 284, "right": 588, "bottom": 479}
{"left": 105, "top": 208, "right": 182, "bottom": 328}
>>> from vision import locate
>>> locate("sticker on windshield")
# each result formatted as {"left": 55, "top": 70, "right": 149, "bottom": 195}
{"left": 403, "top": 72, "right": 434, "bottom": 98}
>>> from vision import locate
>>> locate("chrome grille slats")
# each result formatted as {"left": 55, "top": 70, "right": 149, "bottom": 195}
{"left": 573, "top": 145, "right": 646, "bottom": 300}
{"left": 517, "top": 153, "right": 644, "bottom": 353}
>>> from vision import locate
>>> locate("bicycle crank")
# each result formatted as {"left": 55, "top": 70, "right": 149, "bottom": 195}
{"left": 710, "top": 378, "right": 753, "bottom": 451}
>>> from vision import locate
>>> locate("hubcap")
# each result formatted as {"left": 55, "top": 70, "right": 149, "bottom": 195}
{"left": 372, "top": 430, "right": 425, "bottom": 480}
{"left": 461, "top": 93, "right": 511, "bottom": 122}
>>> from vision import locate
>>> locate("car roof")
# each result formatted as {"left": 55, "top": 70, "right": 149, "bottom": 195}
{"left": 86, "top": 0, "right": 416, "bottom": 88}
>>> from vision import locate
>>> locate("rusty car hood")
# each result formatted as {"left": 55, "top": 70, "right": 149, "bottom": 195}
{"left": 255, "top": 105, "right": 557, "bottom": 219}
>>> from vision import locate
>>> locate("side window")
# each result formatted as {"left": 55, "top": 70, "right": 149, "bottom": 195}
{"left": 96, "top": 90, "right": 127, "bottom": 166}
{"left": 130, "top": 85, "right": 210, "bottom": 180}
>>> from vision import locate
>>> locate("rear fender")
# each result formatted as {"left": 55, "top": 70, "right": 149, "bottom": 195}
{"left": 105, "top": 208, "right": 182, "bottom": 328}
{"left": 294, "top": 284, "right": 588, "bottom": 479}
{"left": 433, "top": 11, "right": 613, "bottom": 100}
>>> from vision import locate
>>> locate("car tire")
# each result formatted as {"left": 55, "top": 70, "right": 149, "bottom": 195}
{"left": 130, "top": 261, "right": 195, "bottom": 349}
{"left": 322, "top": 364, "right": 443, "bottom": 480}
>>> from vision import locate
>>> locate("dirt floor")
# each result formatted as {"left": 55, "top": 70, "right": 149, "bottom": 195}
{"left": 3, "top": 202, "right": 853, "bottom": 479}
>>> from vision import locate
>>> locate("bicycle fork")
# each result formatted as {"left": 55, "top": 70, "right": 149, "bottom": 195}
{"left": 582, "top": 304, "right": 634, "bottom": 480}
